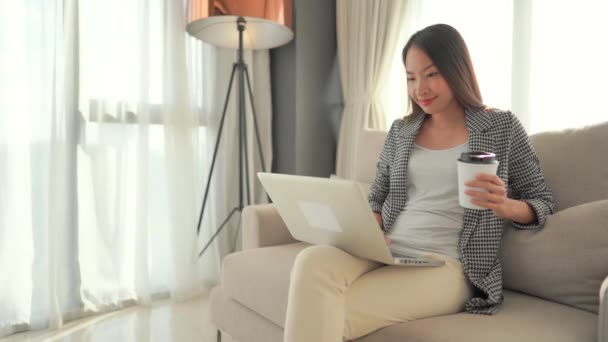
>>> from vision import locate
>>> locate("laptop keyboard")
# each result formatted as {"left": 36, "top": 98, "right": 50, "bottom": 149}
{"left": 392, "top": 252, "right": 427, "bottom": 264}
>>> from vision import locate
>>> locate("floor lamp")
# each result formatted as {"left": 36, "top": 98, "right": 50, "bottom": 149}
{"left": 186, "top": 0, "right": 293, "bottom": 257}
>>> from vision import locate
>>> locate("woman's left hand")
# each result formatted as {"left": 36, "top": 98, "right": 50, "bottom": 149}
{"left": 464, "top": 173, "right": 513, "bottom": 218}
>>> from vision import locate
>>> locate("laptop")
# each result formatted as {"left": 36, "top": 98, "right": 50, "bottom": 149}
{"left": 257, "top": 172, "right": 444, "bottom": 267}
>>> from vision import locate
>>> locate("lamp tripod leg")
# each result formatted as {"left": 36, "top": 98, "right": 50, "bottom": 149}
{"left": 241, "top": 108, "right": 252, "bottom": 208}
{"left": 196, "top": 63, "right": 238, "bottom": 236}
{"left": 238, "top": 63, "right": 251, "bottom": 210}
{"left": 198, "top": 207, "right": 240, "bottom": 258}
{"left": 244, "top": 65, "right": 267, "bottom": 172}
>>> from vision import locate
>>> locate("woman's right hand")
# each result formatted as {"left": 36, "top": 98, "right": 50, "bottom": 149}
{"left": 384, "top": 235, "right": 391, "bottom": 246}
{"left": 373, "top": 212, "right": 383, "bottom": 228}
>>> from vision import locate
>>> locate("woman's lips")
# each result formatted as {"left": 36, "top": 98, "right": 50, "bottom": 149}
{"left": 418, "top": 97, "right": 436, "bottom": 106}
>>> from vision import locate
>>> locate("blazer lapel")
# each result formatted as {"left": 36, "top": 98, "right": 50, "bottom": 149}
{"left": 397, "top": 134, "right": 415, "bottom": 198}
{"left": 460, "top": 110, "right": 495, "bottom": 253}
{"left": 393, "top": 115, "right": 424, "bottom": 216}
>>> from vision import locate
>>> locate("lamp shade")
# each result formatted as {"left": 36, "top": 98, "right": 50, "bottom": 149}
{"left": 187, "top": 0, "right": 294, "bottom": 50}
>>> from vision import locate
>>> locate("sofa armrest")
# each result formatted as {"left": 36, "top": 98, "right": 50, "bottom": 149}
{"left": 600, "top": 276, "right": 608, "bottom": 342}
{"left": 241, "top": 204, "right": 297, "bottom": 250}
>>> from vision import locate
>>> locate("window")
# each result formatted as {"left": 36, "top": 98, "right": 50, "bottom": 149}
{"left": 526, "top": 0, "right": 608, "bottom": 133}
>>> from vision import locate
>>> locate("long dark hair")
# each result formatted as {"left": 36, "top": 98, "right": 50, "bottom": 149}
{"left": 402, "top": 24, "right": 485, "bottom": 116}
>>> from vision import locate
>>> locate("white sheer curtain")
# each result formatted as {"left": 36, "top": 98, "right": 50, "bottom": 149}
{"left": 334, "top": 0, "right": 408, "bottom": 179}
{"left": 382, "top": 0, "right": 608, "bottom": 133}
{"left": 0, "top": 0, "right": 79, "bottom": 335}
{"left": 0, "top": 0, "right": 272, "bottom": 338}
{"left": 77, "top": 0, "right": 206, "bottom": 313}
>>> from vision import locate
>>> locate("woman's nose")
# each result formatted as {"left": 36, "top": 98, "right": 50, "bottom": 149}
{"left": 415, "top": 79, "right": 429, "bottom": 96}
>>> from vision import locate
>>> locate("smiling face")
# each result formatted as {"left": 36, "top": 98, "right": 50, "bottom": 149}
{"left": 405, "top": 46, "right": 463, "bottom": 116}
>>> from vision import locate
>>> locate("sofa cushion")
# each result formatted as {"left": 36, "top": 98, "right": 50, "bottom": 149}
{"left": 221, "top": 242, "right": 310, "bottom": 328}
{"left": 530, "top": 120, "right": 608, "bottom": 211}
{"left": 354, "top": 290, "right": 597, "bottom": 342}
{"left": 501, "top": 200, "right": 608, "bottom": 313}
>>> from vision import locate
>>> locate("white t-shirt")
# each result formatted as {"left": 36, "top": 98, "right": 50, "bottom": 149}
{"left": 388, "top": 141, "right": 469, "bottom": 260}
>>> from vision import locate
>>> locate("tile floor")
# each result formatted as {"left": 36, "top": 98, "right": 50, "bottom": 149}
{"left": 2, "top": 289, "right": 233, "bottom": 342}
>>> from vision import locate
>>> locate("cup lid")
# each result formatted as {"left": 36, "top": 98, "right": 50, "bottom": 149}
{"left": 458, "top": 151, "right": 497, "bottom": 164}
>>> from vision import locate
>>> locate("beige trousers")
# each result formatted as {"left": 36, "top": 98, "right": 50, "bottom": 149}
{"left": 283, "top": 245, "right": 474, "bottom": 342}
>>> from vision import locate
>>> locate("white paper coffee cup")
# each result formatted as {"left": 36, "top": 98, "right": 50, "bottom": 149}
{"left": 457, "top": 152, "right": 499, "bottom": 210}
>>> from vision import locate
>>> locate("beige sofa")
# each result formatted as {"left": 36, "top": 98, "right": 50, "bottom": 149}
{"left": 210, "top": 121, "right": 608, "bottom": 342}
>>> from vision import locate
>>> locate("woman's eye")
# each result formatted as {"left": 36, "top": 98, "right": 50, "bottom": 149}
{"left": 427, "top": 71, "right": 439, "bottom": 78}
{"left": 406, "top": 78, "right": 414, "bottom": 82}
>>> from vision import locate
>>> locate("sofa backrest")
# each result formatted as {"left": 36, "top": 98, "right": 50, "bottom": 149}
{"left": 353, "top": 129, "right": 387, "bottom": 184}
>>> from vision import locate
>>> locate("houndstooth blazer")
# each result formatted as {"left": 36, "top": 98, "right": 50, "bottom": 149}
{"left": 368, "top": 108, "right": 555, "bottom": 315}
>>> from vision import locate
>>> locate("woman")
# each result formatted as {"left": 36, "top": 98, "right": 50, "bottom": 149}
{"left": 284, "top": 24, "right": 554, "bottom": 342}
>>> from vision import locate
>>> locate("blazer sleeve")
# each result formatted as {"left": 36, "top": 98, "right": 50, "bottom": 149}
{"left": 368, "top": 120, "right": 398, "bottom": 213}
{"left": 507, "top": 114, "right": 555, "bottom": 229}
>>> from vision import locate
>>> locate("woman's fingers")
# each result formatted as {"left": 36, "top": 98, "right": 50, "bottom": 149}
{"left": 465, "top": 182, "right": 505, "bottom": 196}
{"left": 470, "top": 173, "right": 505, "bottom": 186}
{"left": 465, "top": 173, "right": 506, "bottom": 205}
{"left": 465, "top": 189, "right": 505, "bottom": 203}
{"left": 464, "top": 174, "right": 506, "bottom": 197}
